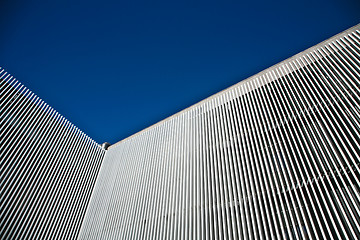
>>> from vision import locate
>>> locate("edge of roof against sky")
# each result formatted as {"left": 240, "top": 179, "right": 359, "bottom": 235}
{"left": 109, "top": 23, "right": 360, "bottom": 149}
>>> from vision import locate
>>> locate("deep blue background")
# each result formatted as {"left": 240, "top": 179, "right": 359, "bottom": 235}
{"left": 1, "top": 0, "right": 360, "bottom": 144}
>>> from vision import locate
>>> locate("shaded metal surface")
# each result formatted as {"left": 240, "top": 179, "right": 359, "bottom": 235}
{"left": 80, "top": 24, "right": 360, "bottom": 239}
{"left": 0, "top": 71, "right": 105, "bottom": 239}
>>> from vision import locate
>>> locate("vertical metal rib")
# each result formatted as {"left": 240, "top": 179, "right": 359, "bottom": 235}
{"left": 79, "top": 24, "right": 360, "bottom": 239}
{"left": 3, "top": 24, "right": 360, "bottom": 240}
{"left": 0, "top": 68, "right": 105, "bottom": 239}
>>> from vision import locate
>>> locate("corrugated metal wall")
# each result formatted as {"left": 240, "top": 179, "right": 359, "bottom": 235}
{"left": 0, "top": 70, "right": 105, "bottom": 239}
{"left": 80, "top": 25, "right": 360, "bottom": 239}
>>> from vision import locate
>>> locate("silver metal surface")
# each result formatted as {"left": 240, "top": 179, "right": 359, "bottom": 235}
{"left": 79, "top": 24, "right": 360, "bottom": 239}
{"left": 0, "top": 71, "right": 105, "bottom": 239}
{"left": 2, "top": 23, "right": 360, "bottom": 240}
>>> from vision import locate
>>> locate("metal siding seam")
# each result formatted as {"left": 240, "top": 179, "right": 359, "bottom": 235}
{"left": 0, "top": 78, "right": 20, "bottom": 111}
{"left": 242, "top": 83, "right": 275, "bottom": 240}
{"left": 1, "top": 102, "right": 50, "bottom": 236}
{"left": 0, "top": 72, "right": 104, "bottom": 239}
{"left": 183, "top": 111, "right": 190, "bottom": 239}
{"left": 167, "top": 119, "right": 177, "bottom": 240}
{"left": 217, "top": 94, "right": 239, "bottom": 239}
{"left": 207, "top": 100, "right": 223, "bottom": 239}
{"left": 150, "top": 126, "right": 165, "bottom": 239}
{"left": 150, "top": 124, "right": 167, "bottom": 239}
{"left": 267, "top": 71, "right": 301, "bottom": 240}
{"left": 213, "top": 97, "right": 230, "bottom": 239}
{"left": 184, "top": 111, "right": 190, "bottom": 239}
{"left": 156, "top": 123, "right": 169, "bottom": 240}
{"left": 349, "top": 32, "right": 360, "bottom": 53}
{"left": 79, "top": 148, "right": 112, "bottom": 239}
{"left": 242, "top": 83, "right": 268, "bottom": 239}
{"left": 118, "top": 141, "right": 131, "bottom": 239}
{"left": 0, "top": 78, "right": 16, "bottom": 104}
{"left": 297, "top": 56, "right": 359, "bottom": 238}
{"left": 46, "top": 128, "right": 89, "bottom": 238}
{"left": 180, "top": 113, "right": 186, "bottom": 240}
{"left": 133, "top": 134, "right": 148, "bottom": 239}
{"left": 124, "top": 136, "right": 142, "bottom": 239}
{"left": 284, "top": 61, "right": 339, "bottom": 239}
{"left": 308, "top": 48, "right": 360, "bottom": 194}
{"left": 115, "top": 140, "right": 133, "bottom": 239}
{"left": 346, "top": 33, "right": 360, "bottom": 60}
{"left": 248, "top": 79, "right": 286, "bottom": 240}
{"left": 104, "top": 143, "right": 124, "bottom": 238}
{"left": 229, "top": 88, "right": 252, "bottom": 239}
{"left": 201, "top": 104, "right": 211, "bottom": 240}
{"left": 279, "top": 63, "right": 326, "bottom": 239}
{"left": 288, "top": 59, "right": 348, "bottom": 239}
{"left": 0, "top": 89, "right": 36, "bottom": 159}
{"left": 272, "top": 67, "right": 317, "bottom": 239}
{"left": 123, "top": 137, "right": 137, "bottom": 239}
{"left": 267, "top": 69, "right": 311, "bottom": 239}
{"left": 256, "top": 75, "right": 294, "bottom": 240}
{"left": 160, "top": 120, "right": 175, "bottom": 240}
{"left": 128, "top": 137, "right": 142, "bottom": 239}
{"left": 1, "top": 104, "right": 57, "bottom": 237}
{"left": 172, "top": 114, "right": 184, "bottom": 240}
{"left": 0, "top": 93, "right": 42, "bottom": 186}
{"left": 191, "top": 110, "right": 197, "bottom": 239}
{"left": 100, "top": 149, "right": 115, "bottom": 239}
{"left": 176, "top": 113, "right": 185, "bottom": 240}
{"left": 0, "top": 78, "right": 22, "bottom": 113}
{"left": 45, "top": 129, "right": 88, "bottom": 236}
{"left": 222, "top": 92, "right": 243, "bottom": 239}
{"left": 300, "top": 53, "right": 360, "bottom": 236}
{"left": 203, "top": 102, "right": 215, "bottom": 240}
{"left": 50, "top": 129, "right": 94, "bottom": 238}
{"left": 1, "top": 102, "right": 53, "bottom": 205}
{"left": 137, "top": 132, "right": 153, "bottom": 239}
{"left": 24, "top": 116, "right": 76, "bottom": 239}
{"left": 0, "top": 69, "right": 8, "bottom": 83}
{"left": 191, "top": 109, "right": 196, "bottom": 239}
{"left": 171, "top": 117, "right": 179, "bottom": 240}
{"left": 316, "top": 44, "right": 360, "bottom": 142}
{"left": 160, "top": 122, "right": 173, "bottom": 239}
{"left": 334, "top": 38, "right": 360, "bottom": 80}
{"left": 226, "top": 89, "right": 249, "bottom": 239}
{"left": 73, "top": 147, "right": 104, "bottom": 238}
{"left": 197, "top": 107, "right": 205, "bottom": 239}
{"left": 103, "top": 147, "right": 124, "bottom": 239}
{"left": 130, "top": 133, "right": 148, "bottom": 239}
{"left": 142, "top": 126, "right": 159, "bottom": 239}
{"left": 116, "top": 139, "right": 133, "bottom": 238}
{"left": 139, "top": 131, "right": 151, "bottom": 239}
{"left": 164, "top": 119, "right": 177, "bottom": 239}
{"left": 235, "top": 84, "right": 261, "bottom": 239}
{"left": 321, "top": 41, "right": 360, "bottom": 168}
{"left": 276, "top": 64, "right": 321, "bottom": 239}
{"left": 60, "top": 137, "right": 104, "bottom": 238}
{"left": 28, "top": 122, "right": 86, "bottom": 238}
{"left": 217, "top": 96, "right": 235, "bottom": 240}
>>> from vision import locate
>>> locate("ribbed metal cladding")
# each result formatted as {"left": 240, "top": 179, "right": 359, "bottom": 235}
{"left": 0, "top": 69, "right": 105, "bottom": 239}
{"left": 79, "top": 24, "right": 360, "bottom": 239}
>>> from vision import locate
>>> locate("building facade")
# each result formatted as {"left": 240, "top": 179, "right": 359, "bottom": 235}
{"left": 0, "top": 70, "right": 105, "bottom": 239}
{"left": 1, "top": 24, "right": 360, "bottom": 239}
{"left": 79, "top": 25, "right": 360, "bottom": 240}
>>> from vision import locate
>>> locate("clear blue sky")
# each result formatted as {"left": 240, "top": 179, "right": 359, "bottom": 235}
{"left": 1, "top": 0, "right": 359, "bottom": 144}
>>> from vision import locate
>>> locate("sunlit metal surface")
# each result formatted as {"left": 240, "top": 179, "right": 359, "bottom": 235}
{"left": 0, "top": 71, "right": 105, "bottom": 239}
{"left": 80, "top": 25, "right": 360, "bottom": 239}
{"left": 1, "top": 24, "right": 360, "bottom": 240}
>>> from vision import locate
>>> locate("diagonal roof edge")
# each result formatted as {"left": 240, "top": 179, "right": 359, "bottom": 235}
{"left": 109, "top": 23, "right": 360, "bottom": 149}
